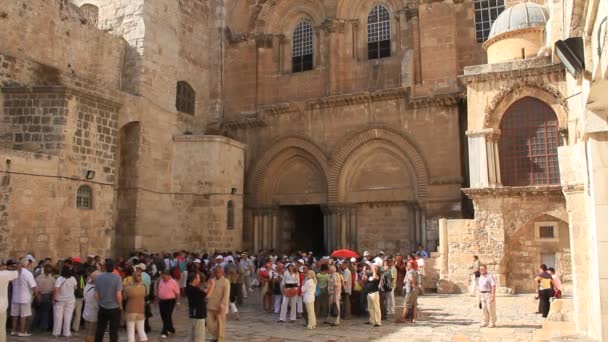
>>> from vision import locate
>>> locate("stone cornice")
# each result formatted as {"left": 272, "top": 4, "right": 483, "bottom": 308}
{"left": 562, "top": 183, "right": 585, "bottom": 194}
{"left": 222, "top": 116, "right": 268, "bottom": 130}
{"left": 460, "top": 60, "right": 564, "bottom": 85}
{"left": 466, "top": 128, "right": 501, "bottom": 138}
{"left": 429, "top": 176, "right": 464, "bottom": 185}
{"left": 173, "top": 134, "right": 247, "bottom": 150}
{"left": 463, "top": 185, "right": 565, "bottom": 199}
{"left": 1, "top": 85, "right": 122, "bottom": 108}
{"left": 482, "top": 26, "right": 545, "bottom": 51}
{"left": 409, "top": 92, "right": 462, "bottom": 108}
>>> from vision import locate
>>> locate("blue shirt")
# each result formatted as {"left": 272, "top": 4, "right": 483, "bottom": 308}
{"left": 95, "top": 272, "right": 123, "bottom": 309}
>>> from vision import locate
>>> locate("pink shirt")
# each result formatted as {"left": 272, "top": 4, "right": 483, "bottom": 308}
{"left": 157, "top": 278, "right": 179, "bottom": 300}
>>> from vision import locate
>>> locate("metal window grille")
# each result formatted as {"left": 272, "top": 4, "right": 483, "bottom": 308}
{"left": 539, "top": 225, "right": 555, "bottom": 239}
{"left": 76, "top": 185, "right": 92, "bottom": 209}
{"left": 367, "top": 5, "right": 391, "bottom": 60}
{"left": 227, "top": 200, "right": 235, "bottom": 230}
{"left": 474, "top": 0, "right": 505, "bottom": 42}
{"left": 80, "top": 4, "right": 99, "bottom": 27}
{"left": 499, "top": 97, "right": 561, "bottom": 186}
{"left": 176, "top": 81, "right": 195, "bottom": 115}
{"left": 292, "top": 21, "right": 314, "bottom": 72}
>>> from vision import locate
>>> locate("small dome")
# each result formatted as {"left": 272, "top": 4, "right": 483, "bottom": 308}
{"left": 488, "top": 2, "right": 548, "bottom": 40}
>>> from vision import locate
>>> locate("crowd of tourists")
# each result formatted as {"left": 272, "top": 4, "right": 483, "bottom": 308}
{"left": 0, "top": 245, "right": 562, "bottom": 341}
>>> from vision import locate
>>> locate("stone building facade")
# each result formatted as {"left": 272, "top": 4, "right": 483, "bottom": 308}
{"left": 0, "top": 0, "right": 607, "bottom": 339}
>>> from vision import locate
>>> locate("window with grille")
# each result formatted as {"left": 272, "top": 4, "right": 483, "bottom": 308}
{"left": 176, "top": 81, "right": 195, "bottom": 115}
{"left": 76, "top": 185, "right": 93, "bottom": 209}
{"left": 474, "top": 0, "right": 505, "bottom": 42}
{"left": 227, "top": 200, "right": 235, "bottom": 230}
{"left": 80, "top": 4, "right": 99, "bottom": 27}
{"left": 539, "top": 226, "right": 555, "bottom": 239}
{"left": 499, "top": 97, "right": 561, "bottom": 186}
{"left": 367, "top": 5, "right": 391, "bottom": 60}
{"left": 292, "top": 21, "right": 314, "bottom": 73}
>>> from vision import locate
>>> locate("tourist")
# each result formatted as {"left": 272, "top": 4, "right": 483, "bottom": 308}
{"left": 315, "top": 263, "right": 329, "bottom": 320}
{"left": 325, "top": 265, "right": 342, "bottom": 326}
{"left": 135, "top": 263, "right": 152, "bottom": 333}
{"left": 478, "top": 265, "right": 497, "bottom": 327}
{"left": 415, "top": 253, "right": 425, "bottom": 295}
{"left": 207, "top": 265, "right": 230, "bottom": 342}
{"left": 72, "top": 262, "right": 87, "bottom": 332}
{"left": 95, "top": 259, "right": 123, "bottom": 342}
{"left": 279, "top": 263, "right": 299, "bottom": 323}
{"left": 547, "top": 267, "right": 562, "bottom": 298}
{"left": 83, "top": 271, "right": 100, "bottom": 342}
{"left": 157, "top": 270, "right": 180, "bottom": 339}
{"left": 271, "top": 263, "right": 284, "bottom": 314}
{"left": 535, "top": 264, "right": 556, "bottom": 318}
{"left": 0, "top": 260, "right": 19, "bottom": 342}
{"left": 394, "top": 255, "right": 406, "bottom": 296}
{"left": 239, "top": 253, "right": 251, "bottom": 298}
{"left": 124, "top": 271, "right": 148, "bottom": 342}
{"left": 296, "top": 262, "right": 306, "bottom": 319}
{"left": 33, "top": 264, "right": 54, "bottom": 332}
{"left": 416, "top": 245, "right": 429, "bottom": 259}
{"left": 396, "top": 261, "right": 419, "bottom": 323}
{"left": 10, "top": 258, "right": 39, "bottom": 337}
{"left": 384, "top": 257, "right": 396, "bottom": 315}
{"left": 365, "top": 264, "right": 381, "bottom": 327}
{"left": 301, "top": 270, "right": 317, "bottom": 330}
{"left": 52, "top": 266, "right": 77, "bottom": 337}
{"left": 186, "top": 272, "right": 208, "bottom": 342}
{"left": 258, "top": 262, "right": 272, "bottom": 312}
{"left": 340, "top": 261, "right": 352, "bottom": 320}
{"left": 226, "top": 262, "right": 240, "bottom": 320}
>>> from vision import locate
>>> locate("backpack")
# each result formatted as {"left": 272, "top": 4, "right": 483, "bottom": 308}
{"left": 379, "top": 270, "right": 393, "bottom": 292}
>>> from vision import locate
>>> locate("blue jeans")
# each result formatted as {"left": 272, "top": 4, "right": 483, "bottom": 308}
{"left": 33, "top": 294, "right": 53, "bottom": 331}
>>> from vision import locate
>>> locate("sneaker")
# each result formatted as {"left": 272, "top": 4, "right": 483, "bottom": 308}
{"left": 18, "top": 333, "right": 32, "bottom": 337}
{"left": 10, "top": 332, "right": 17, "bottom": 336}
{"left": 480, "top": 323, "right": 488, "bottom": 328}
{"left": 488, "top": 323, "right": 495, "bottom": 328}
{"left": 161, "top": 334, "right": 168, "bottom": 339}
{"left": 278, "top": 320, "right": 285, "bottom": 323}
{"left": 373, "top": 324, "right": 381, "bottom": 327}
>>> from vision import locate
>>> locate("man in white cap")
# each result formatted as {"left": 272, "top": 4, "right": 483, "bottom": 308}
{"left": 374, "top": 252, "right": 385, "bottom": 267}
{"left": 363, "top": 251, "right": 373, "bottom": 267}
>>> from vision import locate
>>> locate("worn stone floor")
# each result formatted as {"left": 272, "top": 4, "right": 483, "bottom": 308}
{"left": 7, "top": 290, "right": 579, "bottom": 342}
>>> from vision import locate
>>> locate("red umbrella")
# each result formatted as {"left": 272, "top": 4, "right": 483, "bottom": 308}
{"left": 331, "top": 249, "right": 359, "bottom": 259}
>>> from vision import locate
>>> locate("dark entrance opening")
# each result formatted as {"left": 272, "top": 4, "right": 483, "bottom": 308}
{"left": 281, "top": 205, "right": 324, "bottom": 255}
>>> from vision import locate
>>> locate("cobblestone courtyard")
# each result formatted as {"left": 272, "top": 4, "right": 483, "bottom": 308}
{"left": 7, "top": 291, "right": 569, "bottom": 342}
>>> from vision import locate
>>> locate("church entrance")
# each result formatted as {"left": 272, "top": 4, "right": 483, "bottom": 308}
{"left": 280, "top": 205, "right": 325, "bottom": 255}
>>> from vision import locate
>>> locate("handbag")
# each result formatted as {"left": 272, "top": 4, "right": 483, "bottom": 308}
{"left": 284, "top": 287, "right": 298, "bottom": 298}
{"left": 330, "top": 303, "right": 339, "bottom": 317}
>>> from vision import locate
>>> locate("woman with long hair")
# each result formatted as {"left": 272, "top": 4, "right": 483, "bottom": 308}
{"left": 301, "top": 270, "right": 317, "bottom": 329}
{"left": 52, "top": 266, "right": 77, "bottom": 337}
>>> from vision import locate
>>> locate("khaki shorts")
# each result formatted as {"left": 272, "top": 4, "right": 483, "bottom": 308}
{"left": 10, "top": 303, "right": 32, "bottom": 317}
{"left": 404, "top": 289, "right": 418, "bottom": 309}
{"left": 85, "top": 321, "right": 97, "bottom": 336}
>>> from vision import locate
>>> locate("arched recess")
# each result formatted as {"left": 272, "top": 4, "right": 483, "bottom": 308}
{"left": 329, "top": 128, "right": 429, "bottom": 204}
{"left": 251, "top": 0, "right": 327, "bottom": 34}
{"left": 484, "top": 83, "right": 568, "bottom": 130}
{"left": 339, "top": 141, "right": 417, "bottom": 203}
{"left": 249, "top": 136, "right": 330, "bottom": 206}
{"left": 336, "top": 0, "right": 406, "bottom": 19}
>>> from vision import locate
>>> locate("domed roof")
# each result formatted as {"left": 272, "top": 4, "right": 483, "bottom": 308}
{"left": 488, "top": 2, "right": 548, "bottom": 40}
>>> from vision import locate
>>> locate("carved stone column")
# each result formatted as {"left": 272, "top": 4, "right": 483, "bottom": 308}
{"left": 323, "top": 204, "right": 358, "bottom": 252}
{"left": 466, "top": 128, "right": 502, "bottom": 188}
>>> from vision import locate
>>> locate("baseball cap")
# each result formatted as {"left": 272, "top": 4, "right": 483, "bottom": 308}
{"left": 136, "top": 263, "right": 147, "bottom": 271}
{"left": 363, "top": 251, "right": 370, "bottom": 257}
{"left": 350, "top": 257, "right": 356, "bottom": 262}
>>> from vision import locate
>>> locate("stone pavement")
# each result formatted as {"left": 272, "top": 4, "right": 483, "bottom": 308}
{"left": 7, "top": 291, "right": 577, "bottom": 342}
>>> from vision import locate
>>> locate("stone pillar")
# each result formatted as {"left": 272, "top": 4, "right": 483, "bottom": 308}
{"left": 323, "top": 204, "right": 358, "bottom": 252}
{"left": 349, "top": 208, "right": 358, "bottom": 250}
{"left": 253, "top": 213, "right": 261, "bottom": 252}
{"left": 414, "top": 205, "right": 422, "bottom": 246}
{"left": 271, "top": 210, "right": 279, "bottom": 249}
{"left": 466, "top": 128, "right": 502, "bottom": 188}
{"left": 439, "top": 218, "right": 449, "bottom": 278}
{"left": 421, "top": 207, "right": 428, "bottom": 249}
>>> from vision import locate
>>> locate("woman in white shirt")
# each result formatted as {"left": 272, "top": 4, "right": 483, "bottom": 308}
{"left": 53, "top": 266, "right": 77, "bottom": 337}
{"left": 301, "top": 270, "right": 317, "bottom": 329}
{"left": 279, "top": 263, "right": 300, "bottom": 323}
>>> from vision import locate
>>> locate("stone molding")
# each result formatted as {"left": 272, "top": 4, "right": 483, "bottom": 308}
{"left": 1, "top": 85, "right": 121, "bottom": 108}
{"left": 429, "top": 176, "right": 464, "bottom": 185}
{"left": 172, "top": 134, "right": 247, "bottom": 150}
{"left": 463, "top": 185, "right": 565, "bottom": 199}
{"left": 562, "top": 183, "right": 585, "bottom": 194}
{"left": 482, "top": 26, "right": 545, "bottom": 51}
{"left": 460, "top": 61, "right": 564, "bottom": 84}
{"left": 222, "top": 117, "right": 268, "bottom": 129}
{"left": 328, "top": 127, "right": 430, "bottom": 203}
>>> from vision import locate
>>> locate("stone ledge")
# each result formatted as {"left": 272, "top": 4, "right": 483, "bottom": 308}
{"left": 172, "top": 134, "right": 247, "bottom": 150}
{"left": 463, "top": 185, "right": 565, "bottom": 199}
{"left": 1, "top": 85, "right": 121, "bottom": 108}
{"left": 460, "top": 57, "right": 564, "bottom": 84}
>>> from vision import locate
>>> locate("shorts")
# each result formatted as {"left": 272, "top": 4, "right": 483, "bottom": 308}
{"left": 10, "top": 303, "right": 32, "bottom": 317}
{"left": 180, "top": 271, "right": 188, "bottom": 288}
{"left": 404, "top": 289, "right": 418, "bottom": 309}
{"left": 85, "top": 321, "right": 97, "bottom": 336}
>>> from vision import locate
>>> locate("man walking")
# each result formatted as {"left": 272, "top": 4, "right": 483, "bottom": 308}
{"left": 94, "top": 259, "right": 123, "bottom": 342}
{"left": 478, "top": 265, "right": 497, "bottom": 327}
{"left": 340, "top": 262, "right": 352, "bottom": 320}
{"left": 10, "top": 258, "right": 39, "bottom": 337}
{"left": 186, "top": 272, "right": 207, "bottom": 342}
{"left": 207, "top": 265, "right": 230, "bottom": 342}
{"left": 1, "top": 260, "right": 19, "bottom": 341}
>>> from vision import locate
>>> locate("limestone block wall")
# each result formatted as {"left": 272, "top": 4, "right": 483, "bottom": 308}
{"left": 356, "top": 203, "right": 413, "bottom": 254}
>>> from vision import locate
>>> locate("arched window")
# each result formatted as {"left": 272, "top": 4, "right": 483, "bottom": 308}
{"left": 292, "top": 20, "right": 314, "bottom": 73}
{"left": 76, "top": 185, "right": 93, "bottom": 209}
{"left": 367, "top": 5, "right": 391, "bottom": 60}
{"left": 474, "top": 0, "right": 505, "bottom": 42}
{"left": 176, "top": 81, "right": 195, "bottom": 115}
{"left": 499, "top": 97, "right": 561, "bottom": 186}
{"left": 80, "top": 4, "right": 99, "bottom": 27}
{"left": 227, "top": 200, "right": 235, "bottom": 230}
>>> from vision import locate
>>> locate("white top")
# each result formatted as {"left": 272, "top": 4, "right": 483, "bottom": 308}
{"left": 11, "top": 268, "right": 37, "bottom": 304}
{"left": 282, "top": 272, "right": 300, "bottom": 286}
{"left": 301, "top": 278, "right": 316, "bottom": 303}
{"left": 0, "top": 270, "right": 18, "bottom": 311}
{"left": 54, "top": 276, "right": 77, "bottom": 302}
{"left": 417, "top": 258, "right": 426, "bottom": 276}
{"left": 478, "top": 273, "right": 496, "bottom": 292}
{"left": 82, "top": 283, "right": 98, "bottom": 322}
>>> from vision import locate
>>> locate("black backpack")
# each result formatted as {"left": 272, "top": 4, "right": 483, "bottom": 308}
{"left": 379, "top": 270, "right": 393, "bottom": 292}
